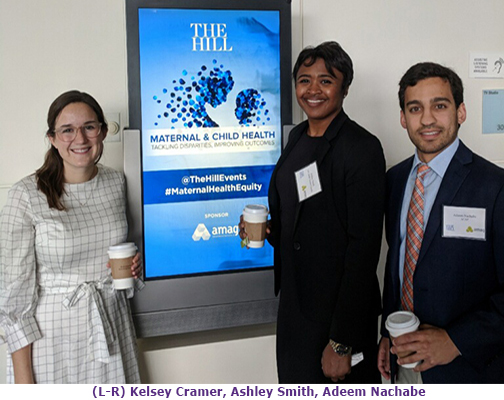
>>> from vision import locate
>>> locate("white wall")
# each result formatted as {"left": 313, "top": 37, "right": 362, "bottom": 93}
{"left": 1, "top": 0, "right": 503, "bottom": 384}
{"left": 300, "top": 0, "right": 504, "bottom": 167}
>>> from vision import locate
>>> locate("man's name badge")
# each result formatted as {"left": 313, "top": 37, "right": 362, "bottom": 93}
{"left": 443, "top": 205, "right": 486, "bottom": 240}
{"left": 295, "top": 161, "right": 322, "bottom": 202}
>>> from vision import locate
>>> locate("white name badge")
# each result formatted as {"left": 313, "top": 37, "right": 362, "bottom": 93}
{"left": 443, "top": 206, "right": 486, "bottom": 240}
{"left": 295, "top": 161, "right": 322, "bottom": 202}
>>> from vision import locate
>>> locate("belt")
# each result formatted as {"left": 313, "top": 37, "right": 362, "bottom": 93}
{"left": 43, "top": 276, "right": 116, "bottom": 364}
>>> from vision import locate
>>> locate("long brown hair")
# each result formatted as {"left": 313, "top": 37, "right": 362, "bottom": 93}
{"left": 35, "top": 91, "right": 108, "bottom": 210}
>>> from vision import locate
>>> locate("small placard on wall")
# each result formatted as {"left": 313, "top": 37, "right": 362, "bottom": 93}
{"left": 482, "top": 90, "right": 504, "bottom": 134}
{"left": 470, "top": 53, "right": 504, "bottom": 78}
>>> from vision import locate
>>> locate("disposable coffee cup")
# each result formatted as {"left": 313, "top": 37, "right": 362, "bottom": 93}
{"left": 108, "top": 243, "right": 137, "bottom": 290}
{"left": 242, "top": 204, "right": 269, "bottom": 248}
{"left": 385, "top": 311, "right": 421, "bottom": 369}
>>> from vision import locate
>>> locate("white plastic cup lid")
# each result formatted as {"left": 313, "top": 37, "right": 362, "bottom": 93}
{"left": 243, "top": 205, "right": 268, "bottom": 224}
{"left": 385, "top": 311, "right": 419, "bottom": 332}
{"left": 243, "top": 204, "right": 268, "bottom": 217}
{"left": 108, "top": 242, "right": 137, "bottom": 258}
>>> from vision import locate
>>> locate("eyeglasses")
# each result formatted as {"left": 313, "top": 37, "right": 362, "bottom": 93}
{"left": 53, "top": 122, "right": 102, "bottom": 142}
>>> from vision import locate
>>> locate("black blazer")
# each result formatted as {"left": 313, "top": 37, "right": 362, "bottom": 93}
{"left": 382, "top": 141, "right": 504, "bottom": 383}
{"left": 268, "top": 110, "right": 386, "bottom": 351}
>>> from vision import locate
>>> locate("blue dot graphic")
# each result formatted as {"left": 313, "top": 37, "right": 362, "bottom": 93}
{"left": 235, "top": 89, "right": 270, "bottom": 126}
{"left": 151, "top": 60, "right": 269, "bottom": 128}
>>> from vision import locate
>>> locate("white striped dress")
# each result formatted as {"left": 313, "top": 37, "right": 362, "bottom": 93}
{"left": 0, "top": 165, "right": 142, "bottom": 383}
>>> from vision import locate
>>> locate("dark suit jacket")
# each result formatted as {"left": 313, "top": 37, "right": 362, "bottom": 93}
{"left": 268, "top": 110, "right": 386, "bottom": 353}
{"left": 382, "top": 140, "right": 504, "bottom": 383}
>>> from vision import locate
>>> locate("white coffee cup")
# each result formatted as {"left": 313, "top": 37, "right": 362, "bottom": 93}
{"left": 242, "top": 204, "right": 269, "bottom": 248}
{"left": 108, "top": 243, "right": 137, "bottom": 290}
{"left": 385, "top": 311, "right": 421, "bottom": 369}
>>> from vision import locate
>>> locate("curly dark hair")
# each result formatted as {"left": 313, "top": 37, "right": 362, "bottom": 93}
{"left": 293, "top": 41, "right": 353, "bottom": 92}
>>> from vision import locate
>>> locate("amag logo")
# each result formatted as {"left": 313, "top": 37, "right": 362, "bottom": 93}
{"left": 192, "top": 223, "right": 239, "bottom": 241}
{"left": 211, "top": 225, "right": 239, "bottom": 237}
{"left": 192, "top": 223, "right": 211, "bottom": 241}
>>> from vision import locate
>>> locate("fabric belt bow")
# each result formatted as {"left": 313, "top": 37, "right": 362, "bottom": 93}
{"left": 62, "top": 276, "right": 116, "bottom": 363}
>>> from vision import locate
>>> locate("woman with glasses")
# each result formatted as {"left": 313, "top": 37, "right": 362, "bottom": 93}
{"left": 0, "top": 91, "right": 143, "bottom": 383}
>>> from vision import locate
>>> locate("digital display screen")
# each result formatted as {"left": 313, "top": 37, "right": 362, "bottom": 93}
{"left": 138, "top": 8, "right": 281, "bottom": 279}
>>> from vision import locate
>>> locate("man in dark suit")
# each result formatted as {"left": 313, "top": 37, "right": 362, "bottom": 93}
{"left": 378, "top": 62, "right": 504, "bottom": 383}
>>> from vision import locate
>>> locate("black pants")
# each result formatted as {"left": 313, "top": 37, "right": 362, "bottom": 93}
{"left": 276, "top": 295, "right": 381, "bottom": 384}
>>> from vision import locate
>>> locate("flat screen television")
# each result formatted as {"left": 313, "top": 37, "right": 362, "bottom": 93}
{"left": 124, "top": 0, "right": 292, "bottom": 337}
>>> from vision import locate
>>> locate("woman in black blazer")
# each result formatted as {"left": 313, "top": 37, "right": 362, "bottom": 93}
{"left": 241, "top": 42, "right": 386, "bottom": 383}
